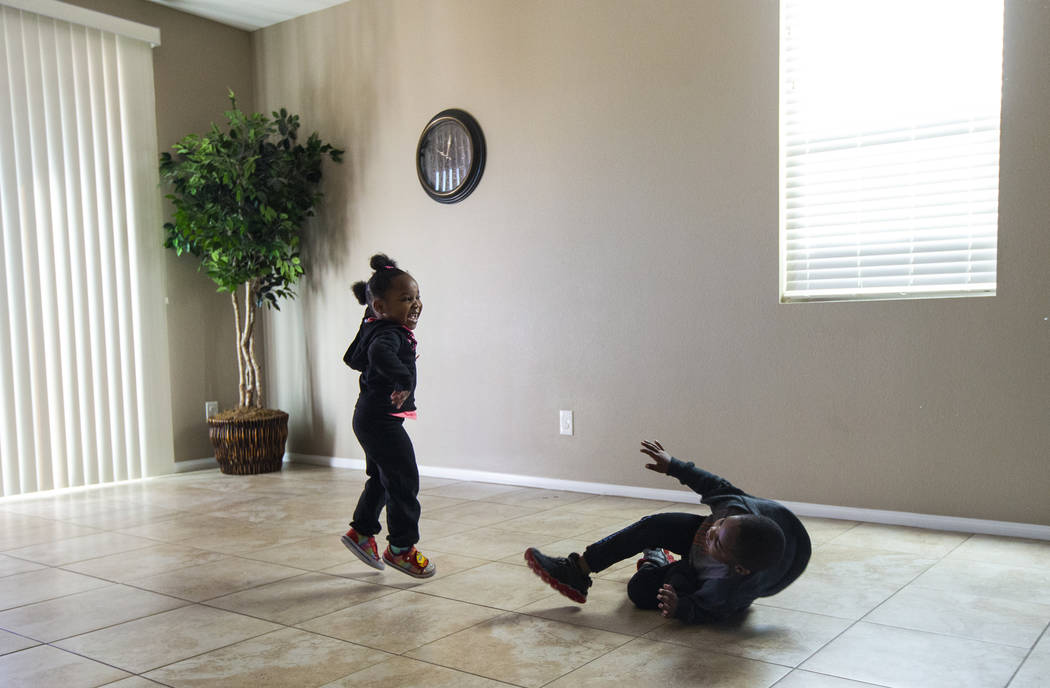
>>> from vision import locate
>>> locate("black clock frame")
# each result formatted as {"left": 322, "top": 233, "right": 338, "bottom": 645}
{"left": 416, "top": 109, "right": 486, "bottom": 204}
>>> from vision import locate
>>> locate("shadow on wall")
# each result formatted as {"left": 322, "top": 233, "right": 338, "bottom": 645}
{"left": 300, "top": 1, "right": 394, "bottom": 288}
{"left": 259, "top": 2, "right": 391, "bottom": 456}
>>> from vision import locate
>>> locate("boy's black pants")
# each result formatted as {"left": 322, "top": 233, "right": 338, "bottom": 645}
{"left": 350, "top": 409, "right": 420, "bottom": 548}
{"left": 583, "top": 512, "right": 706, "bottom": 609}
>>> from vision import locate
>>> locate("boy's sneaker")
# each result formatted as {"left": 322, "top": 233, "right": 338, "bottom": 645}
{"left": 382, "top": 546, "right": 436, "bottom": 578}
{"left": 340, "top": 528, "right": 385, "bottom": 570}
{"left": 637, "top": 548, "right": 675, "bottom": 571}
{"left": 524, "top": 547, "right": 591, "bottom": 603}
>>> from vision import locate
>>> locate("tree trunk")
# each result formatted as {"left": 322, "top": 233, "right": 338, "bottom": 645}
{"left": 232, "top": 291, "right": 247, "bottom": 407}
{"left": 240, "top": 282, "right": 256, "bottom": 407}
{"left": 231, "top": 282, "right": 265, "bottom": 409}
{"left": 248, "top": 305, "right": 263, "bottom": 408}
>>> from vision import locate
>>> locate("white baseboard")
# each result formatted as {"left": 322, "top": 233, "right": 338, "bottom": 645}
{"left": 287, "top": 453, "right": 1050, "bottom": 541}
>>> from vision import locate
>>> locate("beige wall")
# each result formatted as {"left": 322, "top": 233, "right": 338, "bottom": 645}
{"left": 63, "top": 0, "right": 255, "bottom": 462}
{"left": 254, "top": 0, "right": 1050, "bottom": 525}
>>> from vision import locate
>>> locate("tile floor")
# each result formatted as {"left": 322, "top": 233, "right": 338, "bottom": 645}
{"left": 0, "top": 464, "right": 1048, "bottom": 687}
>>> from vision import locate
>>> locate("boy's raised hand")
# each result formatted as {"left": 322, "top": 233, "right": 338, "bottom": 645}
{"left": 640, "top": 439, "right": 672, "bottom": 473}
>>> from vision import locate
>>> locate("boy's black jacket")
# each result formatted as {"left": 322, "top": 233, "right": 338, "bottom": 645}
{"left": 343, "top": 317, "right": 417, "bottom": 414}
{"left": 665, "top": 457, "right": 811, "bottom": 624}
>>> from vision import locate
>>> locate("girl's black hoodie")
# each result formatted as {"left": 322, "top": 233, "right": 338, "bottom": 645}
{"left": 343, "top": 317, "right": 417, "bottom": 415}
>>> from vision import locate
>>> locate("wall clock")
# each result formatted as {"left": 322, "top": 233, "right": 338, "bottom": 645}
{"left": 416, "top": 109, "right": 485, "bottom": 203}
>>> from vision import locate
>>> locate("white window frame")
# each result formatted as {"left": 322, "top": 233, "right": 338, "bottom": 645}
{"left": 779, "top": 0, "right": 1005, "bottom": 303}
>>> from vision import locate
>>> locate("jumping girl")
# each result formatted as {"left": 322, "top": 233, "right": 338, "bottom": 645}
{"left": 340, "top": 253, "right": 435, "bottom": 578}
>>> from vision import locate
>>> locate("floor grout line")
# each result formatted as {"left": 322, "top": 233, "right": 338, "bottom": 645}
{"left": 1002, "top": 619, "right": 1049, "bottom": 688}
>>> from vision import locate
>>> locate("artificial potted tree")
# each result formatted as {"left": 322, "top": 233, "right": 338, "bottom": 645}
{"left": 160, "top": 91, "right": 342, "bottom": 474}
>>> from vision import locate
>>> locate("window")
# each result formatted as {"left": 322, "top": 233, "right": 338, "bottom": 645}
{"left": 780, "top": 0, "right": 1005, "bottom": 302}
{"left": 0, "top": 3, "right": 173, "bottom": 495}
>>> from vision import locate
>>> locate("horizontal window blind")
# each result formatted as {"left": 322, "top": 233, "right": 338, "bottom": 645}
{"left": 780, "top": 0, "right": 1004, "bottom": 302}
{"left": 0, "top": 3, "right": 173, "bottom": 496}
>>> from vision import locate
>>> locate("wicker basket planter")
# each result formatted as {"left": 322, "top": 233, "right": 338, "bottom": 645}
{"left": 208, "top": 410, "right": 288, "bottom": 475}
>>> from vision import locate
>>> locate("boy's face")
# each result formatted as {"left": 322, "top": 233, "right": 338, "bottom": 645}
{"left": 702, "top": 515, "right": 749, "bottom": 574}
{"left": 373, "top": 274, "right": 422, "bottom": 330}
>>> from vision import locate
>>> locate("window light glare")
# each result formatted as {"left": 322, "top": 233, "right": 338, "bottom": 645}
{"left": 781, "top": 0, "right": 1004, "bottom": 302}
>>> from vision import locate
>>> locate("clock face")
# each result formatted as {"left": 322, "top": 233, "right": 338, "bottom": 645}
{"left": 419, "top": 119, "right": 472, "bottom": 194}
{"left": 416, "top": 109, "right": 485, "bottom": 203}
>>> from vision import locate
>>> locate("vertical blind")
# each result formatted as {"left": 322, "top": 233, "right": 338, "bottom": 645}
{"left": 0, "top": 3, "right": 173, "bottom": 496}
{"left": 780, "top": 0, "right": 1004, "bottom": 302}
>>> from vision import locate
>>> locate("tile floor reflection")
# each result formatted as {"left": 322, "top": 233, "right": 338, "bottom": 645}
{"left": 0, "top": 464, "right": 1046, "bottom": 687}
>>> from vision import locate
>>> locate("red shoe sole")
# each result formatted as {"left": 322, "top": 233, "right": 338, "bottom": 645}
{"left": 524, "top": 548, "right": 587, "bottom": 604}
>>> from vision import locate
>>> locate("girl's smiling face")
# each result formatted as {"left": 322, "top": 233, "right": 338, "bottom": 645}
{"left": 373, "top": 273, "right": 422, "bottom": 329}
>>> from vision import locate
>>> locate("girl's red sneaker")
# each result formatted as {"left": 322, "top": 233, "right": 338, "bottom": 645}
{"left": 382, "top": 546, "right": 436, "bottom": 578}
{"left": 340, "top": 528, "right": 385, "bottom": 570}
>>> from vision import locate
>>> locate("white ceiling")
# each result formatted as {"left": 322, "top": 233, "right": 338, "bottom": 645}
{"left": 144, "top": 0, "right": 348, "bottom": 31}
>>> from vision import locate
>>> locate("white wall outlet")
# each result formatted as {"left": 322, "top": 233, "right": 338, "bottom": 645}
{"left": 559, "top": 409, "right": 573, "bottom": 436}
{"left": 205, "top": 401, "right": 218, "bottom": 420}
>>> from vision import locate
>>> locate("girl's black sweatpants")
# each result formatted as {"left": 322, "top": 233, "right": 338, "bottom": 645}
{"left": 350, "top": 409, "right": 420, "bottom": 548}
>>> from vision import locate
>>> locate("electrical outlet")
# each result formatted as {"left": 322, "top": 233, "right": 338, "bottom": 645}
{"left": 205, "top": 401, "right": 218, "bottom": 420}
{"left": 559, "top": 410, "right": 573, "bottom": 436}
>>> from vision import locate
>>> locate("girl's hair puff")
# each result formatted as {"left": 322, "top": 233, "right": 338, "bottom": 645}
{"left": 351, "top": 253, "right": 409, "bottom": 312}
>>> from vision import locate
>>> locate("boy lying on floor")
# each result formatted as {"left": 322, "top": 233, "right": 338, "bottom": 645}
{"left": 525, "top": 440, "right": 811, "bottom": 623}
